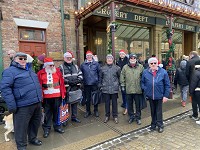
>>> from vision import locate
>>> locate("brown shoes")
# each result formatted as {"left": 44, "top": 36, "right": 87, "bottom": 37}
{"left": 123, "top": 109, "right": 127, "bottom": 115}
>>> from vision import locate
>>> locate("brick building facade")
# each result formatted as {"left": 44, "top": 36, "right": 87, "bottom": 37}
{"left": 0, "top": 0, "right": 83, "bottom": 70}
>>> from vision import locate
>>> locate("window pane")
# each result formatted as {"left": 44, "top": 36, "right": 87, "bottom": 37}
{"left": 20, "top": 29, "right": 45, "bottom": 41}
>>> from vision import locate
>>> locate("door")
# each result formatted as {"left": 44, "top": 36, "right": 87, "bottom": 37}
{"left": 18, "top": 28, "right": 46, "bottom": 56}
{"left": 19, "top": 42, "right": 46, "bottom": 56}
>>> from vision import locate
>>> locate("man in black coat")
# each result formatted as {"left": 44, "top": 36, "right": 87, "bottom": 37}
{"left": 186, "top": 51, "right": 200, "bottom": 120}
{"left": 116, "top": 49, "right": 129, "bottom": 114}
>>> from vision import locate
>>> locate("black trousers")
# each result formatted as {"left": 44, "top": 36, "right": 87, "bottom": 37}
{"left": 13, "top": 102, "right": 41, "bottom": 150}
{"left": 104, "top": 93, "right": 118, "bottom": 118}
{"left": 126, "top": 94, "right": 141, "bottom": 120}
{"left": 42, "top": 97, "right": 62, "bottom": 132}
{"left": 192, "top": 91, "right": 200, "bottom": 117}
{"left": 149, "top": 99, "right": 163, "bottom": 128}
{"left": 84, "top": 85, "right": 98, "bottom": 113}
{"left": 71, "top": 103, "right": 78, "bottom": 119}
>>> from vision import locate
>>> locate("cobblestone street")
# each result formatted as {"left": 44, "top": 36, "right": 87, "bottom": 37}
{"left": 89, "top": 111, "right": 200, "bottom": 150}
{"left": 0, "top": 94, "right": 198, "bottom": 150}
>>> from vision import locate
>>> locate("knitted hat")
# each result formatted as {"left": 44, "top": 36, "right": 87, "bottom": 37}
{"left": 148, "top": 57, "right": 158, "bottom": 64}
{"left": 106, "top": 54, "right": 114, "bottom": 60}
{"left": 119, "top": 49, "right": 126, "bottom": 55}
{"left": 43, "top": 57, "right": 54, "bottom": 68}
{"left": 86, "top": 50, "right": 93, "bottom": 56}
{"left": 64, "top": 51, "right": 73, "bottom": 58}
{"left": 37, "top": 54, "right": 45, "bottom": 62}
{"left": 129, "top": 53, "right": 137, "bottom": 59}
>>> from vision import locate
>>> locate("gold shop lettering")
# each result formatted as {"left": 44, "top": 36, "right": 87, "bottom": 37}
{"left": 134, "top": 15, "right": 148, "bottom": 22}
{"left": 96, "top": 9, "right": 128, "bottom": 19}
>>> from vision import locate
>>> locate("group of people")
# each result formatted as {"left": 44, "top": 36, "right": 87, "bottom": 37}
{"left": 0, "top": 49, "right": 172, "bottom": 150}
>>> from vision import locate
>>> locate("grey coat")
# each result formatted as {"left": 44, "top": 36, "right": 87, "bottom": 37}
{"left": 99, "top": 64, "right": 121, "bottom": 94}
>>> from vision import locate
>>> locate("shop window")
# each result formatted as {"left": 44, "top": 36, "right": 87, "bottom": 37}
{"left": 19, "top": 28, "right": 45, "bottom": 42}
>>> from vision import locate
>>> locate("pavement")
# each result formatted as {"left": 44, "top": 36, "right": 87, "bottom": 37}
{"left": 0, "top": 92, "right": 197, "bottom": 150}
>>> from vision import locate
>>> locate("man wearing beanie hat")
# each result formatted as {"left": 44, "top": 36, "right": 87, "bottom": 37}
{"left": 80, "top": 50, "right": 101, "bottom": 118}
{"left": 116, "top": 49, "right": 129, "bottom": 114}
{"left": 174, "top": 60, "right": 189, "bottom": 107}
{"left": 0, "top": 52, "right": 43, "bottom": 149}
{"left": 141, "top": 57, "right": 170, "bottom": 133}
{"left": 120, "top": 53, "right": 144, "bottom": 125}
{"left": 99, "top": 54, "right": 121, "bottom": 124}
{"left": 37, "top": 57, "right": 66, "bottom": 138}
{"left": 60, "top": 51, "right": 83, "bottom": 123}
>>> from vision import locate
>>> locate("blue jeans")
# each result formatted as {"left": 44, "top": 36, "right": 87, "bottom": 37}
{"left": 179, "top": 85, "right": 189, "bottom": 101}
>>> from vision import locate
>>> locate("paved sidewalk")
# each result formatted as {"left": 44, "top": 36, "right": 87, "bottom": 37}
{"left": 89, "top": 110, "right": 200, "bottom": 150}
{"left": 0, "top": 93, "right": 195, "bottom": 150}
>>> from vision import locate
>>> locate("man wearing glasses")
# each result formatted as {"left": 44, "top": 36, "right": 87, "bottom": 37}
{"left": 60, "top": 51, "right": 83, "bottom": 123}
{"left": 141, "top": 57, "right": 170, "bottom": 133}
{"left": 120, "top": 53, "right": 144, "bottom": 125}
{"left": 0, "top": 52, "right": 43, "bottom": 150}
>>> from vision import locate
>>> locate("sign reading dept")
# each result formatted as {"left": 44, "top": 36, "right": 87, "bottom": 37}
{"left": 95, "top": 9, "right": 155, "bottom": 24}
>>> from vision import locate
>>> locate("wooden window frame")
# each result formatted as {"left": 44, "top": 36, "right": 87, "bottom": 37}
{"left": 18, "top": 27, "right": 46, "bottom": 43}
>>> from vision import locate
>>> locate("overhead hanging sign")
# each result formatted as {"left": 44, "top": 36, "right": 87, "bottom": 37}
{"left": 94, "top": 8, "right": 196, "bottom": 32}
{"left": 94, "top": 9, "right": 156, "bottom": 25}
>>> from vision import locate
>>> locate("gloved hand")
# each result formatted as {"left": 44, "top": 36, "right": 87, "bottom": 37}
{"left": 121, "top": 86, "right": 125, "bottom": 92}
{"left": 9, "top": 108, "right": 17, "bottom": 114}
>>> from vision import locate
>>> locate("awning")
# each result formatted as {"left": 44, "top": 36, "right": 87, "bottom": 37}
{"left": 75, "top": 0, "right": 200, "bottom": 21}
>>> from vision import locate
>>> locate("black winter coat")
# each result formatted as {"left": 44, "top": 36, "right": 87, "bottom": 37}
{"left": 99, "top": 64, "right": 121, "bottom": 94}
{"left": 116, "top": 56, "right": 128, "bottom": 70}
{"left": 60, "top": 62, "right": 83, "bottom": 91}
{"left": 186, "top": 56, "right": 200, "bottom": 82}
{"left": 174, "top": 68, "right": 189, "bottom": 86}
{"left": 189, "top": 67, "right": 200, "bottom": 95}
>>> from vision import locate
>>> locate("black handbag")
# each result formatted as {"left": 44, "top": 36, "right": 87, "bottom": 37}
{"left": 91, "top": 90, "right": 102, "bottom": 105}
{"left": 139, "top": 93, "right": 147, "bottom": 110}
{"left": 67, "top": 89, "right": 82, "bottom": 104}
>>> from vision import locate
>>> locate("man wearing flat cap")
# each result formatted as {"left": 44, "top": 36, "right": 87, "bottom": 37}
{"left": 0, "top": 52, "right": 43, "bottom": 150}
{"left": 120, "top": 53, "right": 144, "bottom": 125}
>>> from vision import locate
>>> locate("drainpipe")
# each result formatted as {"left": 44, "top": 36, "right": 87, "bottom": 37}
{"left": 0, "top": 12, "right": 3, "bottom": 80}
{"left": 60, "top": 0, "right": 66, "bottom": 53}
{"left": 75, "top": 19, "right": 80, "bottom": 66}
{"left": 110, "top": 1, "right": 116, "bottom": 61}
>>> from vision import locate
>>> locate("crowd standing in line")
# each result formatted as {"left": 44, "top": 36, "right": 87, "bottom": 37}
{"left": 2, "top": 49, "right": 200, "bottom": 149}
